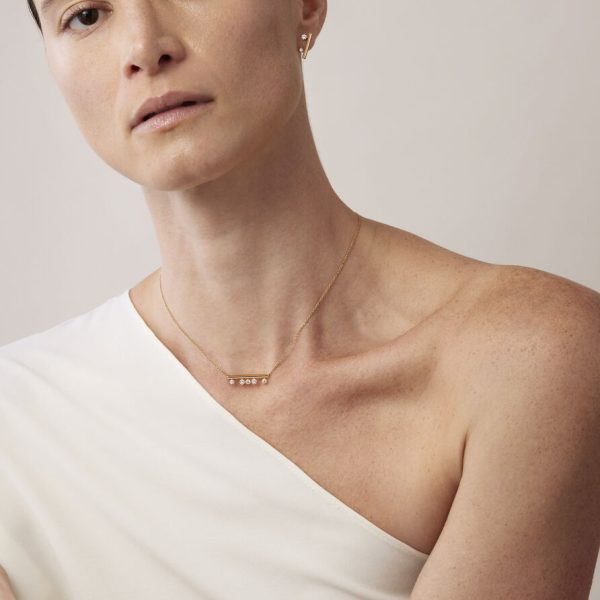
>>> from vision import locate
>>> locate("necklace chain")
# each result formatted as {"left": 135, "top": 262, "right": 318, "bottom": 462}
{"left": 158, "top": 210, "right": 362, "bottom": 386}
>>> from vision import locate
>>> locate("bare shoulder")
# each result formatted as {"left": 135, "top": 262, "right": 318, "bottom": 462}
{"left": 371, "top": 218, "right": 600, "bottom": 354}
{"left": 411, "top": 263, "right": 600, "bottom": 599}
{"left": 451, "top": 263, "right": 600, "bottom": 395}
{"left": 448, "top": 261, "right": 600, "bottom": 441}
{"left": 465, "top": 262, "right": 600, "bottom": 328}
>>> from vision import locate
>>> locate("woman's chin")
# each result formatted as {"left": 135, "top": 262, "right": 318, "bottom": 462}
{"left": 134, "top": 161, "right": 231, "bottom": 192}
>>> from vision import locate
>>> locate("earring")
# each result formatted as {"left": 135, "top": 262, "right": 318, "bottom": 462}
{"left": 299, "top": 32, "right": 313, "bottom": 60}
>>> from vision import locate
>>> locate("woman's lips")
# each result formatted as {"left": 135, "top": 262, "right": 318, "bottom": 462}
{"left": 132, "top": 100, "right": 214, "bottom": 134}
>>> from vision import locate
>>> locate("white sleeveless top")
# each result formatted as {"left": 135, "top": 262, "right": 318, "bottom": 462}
{"left": 0, "top": 289, "right": 429, "bottom": 599}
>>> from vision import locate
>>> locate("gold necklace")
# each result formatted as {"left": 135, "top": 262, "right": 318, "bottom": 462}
{"left": 158, "top": 210, "right": 362, "bottom": 387}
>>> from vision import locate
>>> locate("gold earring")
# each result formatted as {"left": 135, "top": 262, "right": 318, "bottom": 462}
{"left": 299, "top": 32, "right": 313, "bottom": 60}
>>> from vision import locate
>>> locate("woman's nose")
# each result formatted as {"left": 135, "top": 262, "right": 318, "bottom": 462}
{"left": 121, "top": 8, "right": 186, "bottom": 78}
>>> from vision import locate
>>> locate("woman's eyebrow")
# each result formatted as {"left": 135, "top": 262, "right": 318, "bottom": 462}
{"left": 39, "top": 0, "right": 66, "bottom": 16}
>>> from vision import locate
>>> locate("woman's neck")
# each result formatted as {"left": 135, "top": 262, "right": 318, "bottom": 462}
{"left": 138, "top": 109, "right": 367, "bottom": 373}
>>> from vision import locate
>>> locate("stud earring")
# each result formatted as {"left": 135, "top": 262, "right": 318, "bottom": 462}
{"left": 299, "top": 32, "right": 313, "bottom": 60}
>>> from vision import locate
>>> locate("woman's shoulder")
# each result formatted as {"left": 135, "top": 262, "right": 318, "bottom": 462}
{"left": 408, "top": 264, "right": 600, "bottom": 600}
{"left": 374, "top": 217, "right": 600, "bottom": 394}
{"left": 437, "top": 259, "right": 600, "bottom": 431}
{"left": 459, "top": 261, "right": 600, "bottom": 338}
{"left": 0, "top": 291, "right": 129, "bottom": 393}
{"left": 372, "top": 217, "right": 599, "bottom": 327}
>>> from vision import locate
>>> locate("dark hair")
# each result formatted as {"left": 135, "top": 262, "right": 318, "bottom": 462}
{"left": 27, "top": 0, "right": 42, "bottom": 32}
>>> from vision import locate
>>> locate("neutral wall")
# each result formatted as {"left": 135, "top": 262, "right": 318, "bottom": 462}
{"left": 1, "top": 0, "right": 599, "bottom": 595}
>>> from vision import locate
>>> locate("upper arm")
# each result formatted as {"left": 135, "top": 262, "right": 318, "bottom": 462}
{"left": 411, "top": 268, "right": 600, "bottom": 599}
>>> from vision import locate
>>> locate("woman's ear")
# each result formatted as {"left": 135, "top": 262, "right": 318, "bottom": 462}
{"left": 297, "top": 0, "right": 328, "bottom": 44}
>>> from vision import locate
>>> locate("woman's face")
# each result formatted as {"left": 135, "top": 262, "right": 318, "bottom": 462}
{"left": 37, "top": 0, "right": 310, "bottom": 191}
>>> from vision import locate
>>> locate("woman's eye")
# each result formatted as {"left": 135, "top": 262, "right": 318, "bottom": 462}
{"left": 62, "top": 7, "right": 107, "bottom": 32}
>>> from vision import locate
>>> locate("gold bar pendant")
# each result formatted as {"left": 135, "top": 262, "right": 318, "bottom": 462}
{"left": 227, "top": 375, "right": 269, "bottom": 386}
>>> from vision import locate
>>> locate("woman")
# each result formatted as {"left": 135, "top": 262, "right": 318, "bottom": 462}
{"left": 1, "top": 0, "right": 599, "bottom": 598}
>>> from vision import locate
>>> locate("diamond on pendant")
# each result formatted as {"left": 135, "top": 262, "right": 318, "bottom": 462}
{"left": 262, "top": 378, "right": 268, "bottom": 384}
{"left": 229, "top": 378, "right": 235, "bottom": 385}
{"left": 301, "top": 33, "right": 308, "bottom": 40}
{"left": 251, "top": 378, "right": 257, "bottom": 385}
{"left": 240, "top": 379, "right": 245, "bottom": 385}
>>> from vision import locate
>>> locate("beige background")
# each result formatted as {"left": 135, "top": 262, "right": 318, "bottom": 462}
{"left": 1, "top": 0, "right": 599, "bottom": 595}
